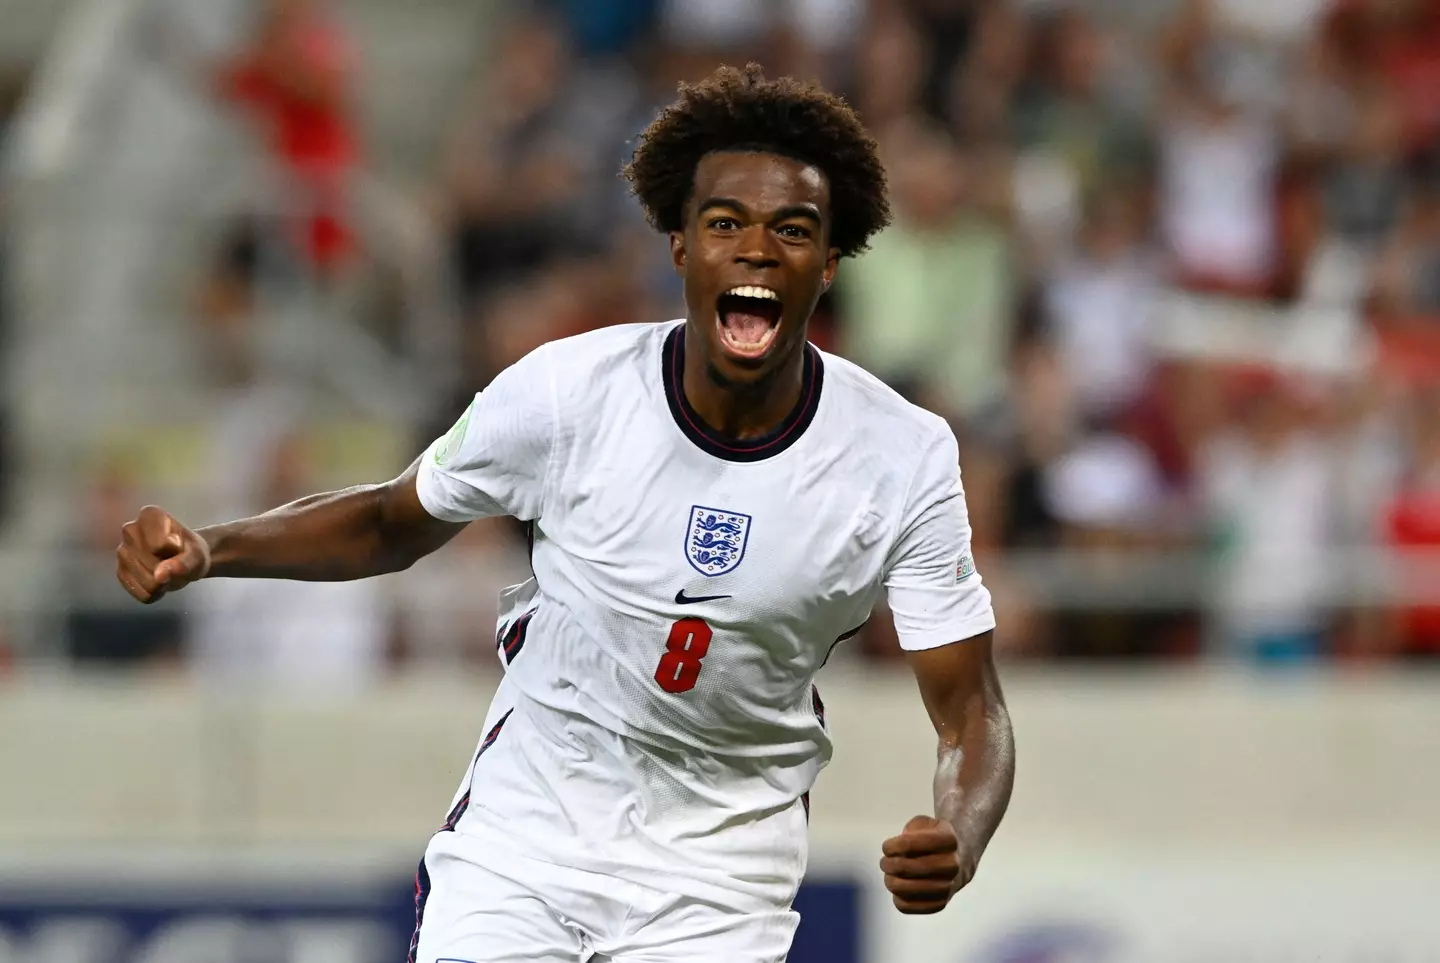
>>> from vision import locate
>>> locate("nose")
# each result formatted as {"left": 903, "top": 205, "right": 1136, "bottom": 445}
{"left": 734, "top": 225, "right": 780, "bottom": 269}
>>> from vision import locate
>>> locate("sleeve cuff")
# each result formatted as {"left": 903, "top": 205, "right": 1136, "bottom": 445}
{"left": 415, "top": 458, "right": 479, "bottom": 523}
{"left": 895, "top": 612, "right": 997, "bottom": 652}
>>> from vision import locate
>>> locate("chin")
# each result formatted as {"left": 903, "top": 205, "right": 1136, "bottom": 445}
{"left": 704, "top": 357, "right": 766, "bottom": 391}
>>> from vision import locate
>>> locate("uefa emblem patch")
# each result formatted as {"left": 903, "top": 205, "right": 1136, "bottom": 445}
{"left": 685, "top": 506, "right": 752, "bottom": 577}
{"left": 434, "top": 398, "right": 473, "bottom": 466}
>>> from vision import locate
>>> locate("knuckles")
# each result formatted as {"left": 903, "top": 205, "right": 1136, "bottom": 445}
{"left": 115, "top": 507, "right": 191, "bottom": 605}
{"left": 893, "top": 896, "right": 949, "bottom": 915}
{"left": 880, "top": 853, "right": 961, "bottom": 877}
{"left": 881, "top": 846, "right": 970, "bottom": 916}
{"left": 121, "top": 508, "right": 183, "bottom": 552}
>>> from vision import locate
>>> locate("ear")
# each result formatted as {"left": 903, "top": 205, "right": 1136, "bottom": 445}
{"left": 822, "top": 248, "right": 840, "bottom": 290}
{"left": 670, "top": 231, "right": 686, "bottom": 275}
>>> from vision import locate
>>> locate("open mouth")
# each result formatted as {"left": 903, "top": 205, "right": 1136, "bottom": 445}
{"left": 716, "top": 286, "right": 784, "bottom": 360}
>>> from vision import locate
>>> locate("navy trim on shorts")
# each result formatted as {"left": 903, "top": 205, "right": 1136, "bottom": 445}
{"left": 406, "top": 858, "right": 432, "bottom": 963}
{"left": 802, "top": 684, "right": 828, "bottom": 823}
{"left": 407, "top": 709, "right": 513, "bottom": 961}
{"left": 441, "top": 791, "right": 470, "bottom": 833}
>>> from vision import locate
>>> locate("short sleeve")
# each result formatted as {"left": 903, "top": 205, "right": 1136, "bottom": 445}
{"left": 883, "top": 423, "right": 996, "bottom": 651}
{"left": 416, "top": 346, "right": 555, "bottom": 523}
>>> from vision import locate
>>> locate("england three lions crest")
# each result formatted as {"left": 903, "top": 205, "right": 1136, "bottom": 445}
{"left": 685, "top": 506, "right": 752, "bottom": 577}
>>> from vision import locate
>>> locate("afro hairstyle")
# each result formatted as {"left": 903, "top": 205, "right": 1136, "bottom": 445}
{"left": 623, "top": 64, "right": 891, "bottom": 259}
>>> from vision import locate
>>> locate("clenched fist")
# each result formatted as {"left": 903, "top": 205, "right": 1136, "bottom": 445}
{"left": 880, "top": 815, "right": 975, "bottom": 914}
{"left": 115, "top": 506, "right": 211, "bottom": 604}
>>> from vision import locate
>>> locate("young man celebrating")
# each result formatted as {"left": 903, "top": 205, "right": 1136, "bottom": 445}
{"left": 116, "top": 65, "right": 1015, "bottom": 962}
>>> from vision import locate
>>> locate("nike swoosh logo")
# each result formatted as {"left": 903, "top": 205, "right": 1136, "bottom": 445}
{"left": 675, "top": 589, "right": 732, "bottom": 605}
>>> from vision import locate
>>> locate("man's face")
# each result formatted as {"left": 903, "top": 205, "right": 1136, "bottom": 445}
{"left": 671, "top": 151, "right": 839, "bottom": 388}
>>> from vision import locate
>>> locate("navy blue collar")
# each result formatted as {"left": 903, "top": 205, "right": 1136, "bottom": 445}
{"left": 661, "top": 324, "right": 824, "bottom": 463}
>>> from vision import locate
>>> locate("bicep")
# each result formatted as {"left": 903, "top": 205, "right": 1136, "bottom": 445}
{"left": 377, "top": 456, "right": 470, "bottom": 562}
{"left": 905, "top": 631, "right": 1002, "bottom": 737}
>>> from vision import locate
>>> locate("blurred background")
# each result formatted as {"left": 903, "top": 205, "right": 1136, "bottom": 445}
{"left": 1, "top": 0, "right": 1438, "bottom": 960}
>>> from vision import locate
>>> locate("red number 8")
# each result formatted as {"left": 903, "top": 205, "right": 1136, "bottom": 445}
{"left": 654, "top": 618, "right": 712, "bottom": 694}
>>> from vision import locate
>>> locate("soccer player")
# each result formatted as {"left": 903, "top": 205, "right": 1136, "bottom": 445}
{"left": 116, "top": 65, "right": 1015, "bottom": 962}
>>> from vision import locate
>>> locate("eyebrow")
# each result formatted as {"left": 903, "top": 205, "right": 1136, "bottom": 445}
{"left": 697, "top": 197, "right": 823, "bottom": 225}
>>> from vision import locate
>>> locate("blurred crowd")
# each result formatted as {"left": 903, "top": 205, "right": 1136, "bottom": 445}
{"left": 23, "top": 0, "right": 1440, "bottom": 685}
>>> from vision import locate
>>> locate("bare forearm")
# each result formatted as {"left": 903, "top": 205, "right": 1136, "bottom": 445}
{"left": 886, "top": 636, "right": 1013, "bottom": 914}
{"left": 200, "top": 486, "right": 416, "bottom": 581}
{"left": 933, "top": 689, "right": 1015, "bottom": 858}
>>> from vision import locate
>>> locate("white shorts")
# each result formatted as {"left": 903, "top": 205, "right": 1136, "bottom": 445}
{"left": 408, "top": 679, "right": 808, "bottom": 962}
{"left": 410, "top": 830, "right": 800, "bottom": 963}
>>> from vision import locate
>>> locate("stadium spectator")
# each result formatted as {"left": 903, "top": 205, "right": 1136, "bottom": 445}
{"left": 1157, "top": 46, "right": 1283, "bottom": 293}
{"left": 441, "top": 14, "right": 641, "bottom": 311}
{"left": 1200, "top": 371, "right": 1337, "bottom": 662}
{"left": 1039, "top": 433, "right": 1193, "bottom": 659}
{"left": 1369, "top": 185, "right": 1440, "bottom": 317}
{"left": 1383, "top": 388, "right": 1440, "bottom": 658}
{"left": 853, "top": 10, "right": 927, "bottom": 138}
{"left": 1318, "top": 84, "right": 1407, "bottom": 246}
{"left": 1324, "top": 0, "right": 1440, "bottom": 162}
{"left": 839, "top": 122, "right": 1015, "bottom": 421}
{"left": 1042, "top": 187, "right": 1159, "bottom": 425}
{"left": 219, "top": 0, "right": 362, "bottom": 277}
{"left": 194, "top": 218, "right": 263, "bottom": 383}
{"left": 1011, "top": 8, "right": 1154, "bottom": 246}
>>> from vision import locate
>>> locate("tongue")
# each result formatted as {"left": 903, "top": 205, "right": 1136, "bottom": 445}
{"left": 723, "top": 310, "right": 772, "bottom": 343}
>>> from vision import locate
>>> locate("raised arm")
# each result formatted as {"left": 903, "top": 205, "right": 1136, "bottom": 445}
{"left": 880, "top": 631, "right": 1014, "bottom": 914}
{"left": 117, "top": 343, "right": 558, "bottom": 605}
{"left": 116, "top": 457, "right": 466, "bottom": 604}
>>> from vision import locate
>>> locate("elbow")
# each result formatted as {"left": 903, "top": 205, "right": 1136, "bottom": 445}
{"left": 381, "top": 547, "right": 425, "bottom": 575}
{"left": 373, "top": 518, "right": 428, "bottom": 575}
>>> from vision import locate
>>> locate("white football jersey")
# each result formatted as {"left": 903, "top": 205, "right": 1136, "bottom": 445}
{"left": 417, "top": 321, "right": 994, "bottom": 819}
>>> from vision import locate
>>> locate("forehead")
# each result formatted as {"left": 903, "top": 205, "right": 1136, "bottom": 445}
{"left": 689, "top": 151, "right": 830, "bottom": 216}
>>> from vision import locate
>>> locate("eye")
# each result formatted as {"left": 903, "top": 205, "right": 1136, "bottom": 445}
{"left": 777, "top": 224, "right": 812, "bottom": 239}
{"left": 707, "top": 217, "right": 740, "bottom": 232}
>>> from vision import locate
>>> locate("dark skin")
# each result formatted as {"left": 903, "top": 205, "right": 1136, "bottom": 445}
{"left": 671, "top": 150, "right": 837, "bottom": 438}
{"left": 887, "top": 633, "right": 1014, "bottom": 914}
{"left": 115, "top": 148, "right": 1013, "bottom": 916}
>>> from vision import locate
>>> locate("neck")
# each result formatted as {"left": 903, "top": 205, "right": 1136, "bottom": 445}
{"left": 680, "top": 323, "right": 806, "bottom": 440}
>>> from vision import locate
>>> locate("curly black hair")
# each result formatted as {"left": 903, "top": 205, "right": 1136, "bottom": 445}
{"left": 623, "top": 64, "right": 891, "bottom": 259}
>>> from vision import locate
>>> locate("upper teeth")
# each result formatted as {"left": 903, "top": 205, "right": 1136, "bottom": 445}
{"left": 725, "top": 286, "right": 780, "bottom": 301}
